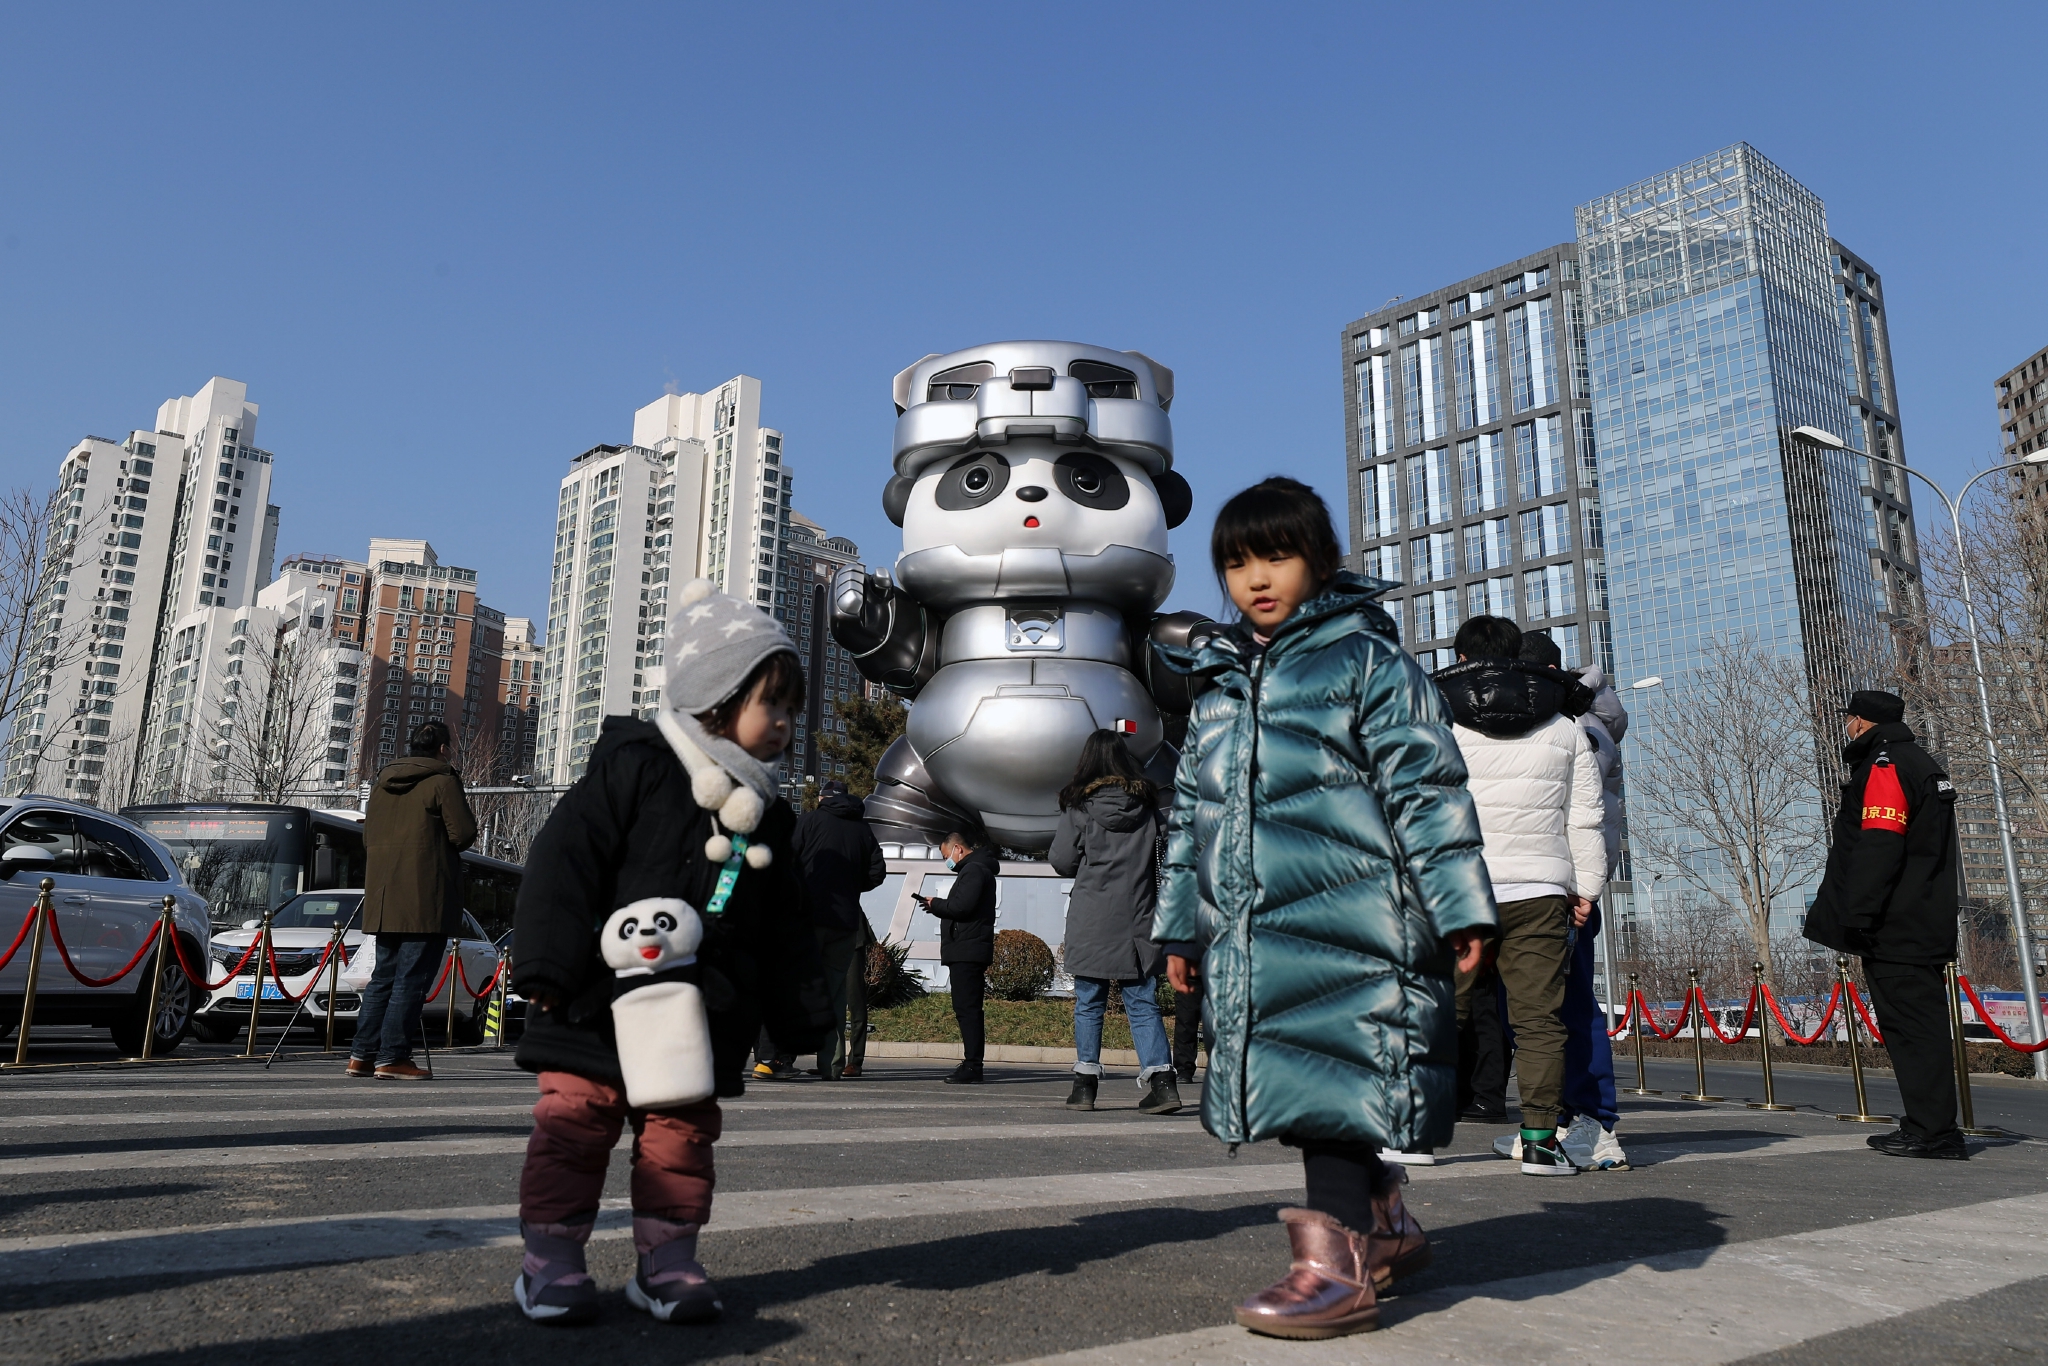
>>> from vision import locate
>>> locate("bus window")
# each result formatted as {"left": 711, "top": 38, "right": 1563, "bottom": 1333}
{"left": 311, "top": 821, "right": 367, "bottom": 890}
{"left": 128, "top": 810, "right": 308, "bottom": 928}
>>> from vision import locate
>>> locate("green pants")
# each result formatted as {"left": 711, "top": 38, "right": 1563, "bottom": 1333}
{"left": 813, "top": 927, "right": 863, "bottom": 1078}
{"left": 1457, "top": 895, "right": 1570, "bottom": 1130}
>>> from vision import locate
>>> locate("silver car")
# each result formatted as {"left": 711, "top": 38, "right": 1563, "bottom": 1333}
{"left": 194, "top": 890, "right": 504, "bottom": 1046}
{"left": 0, "top": 796, "right": 213, "bottom": 1055}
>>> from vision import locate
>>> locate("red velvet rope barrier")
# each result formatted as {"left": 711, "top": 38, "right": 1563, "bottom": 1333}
{"left": 1846, "top": 983, "right": 1885, "bottom": 1044}
{"left": 170, "top": 930, "right": 263, "bottom": 992}
{"left": 0, "top": 901, "right": 37, "bottom": 974}
{"left": 264, "top": 936, "right": 346, "bottom": 1004}
{"left": 453, "top": 951, "right": 504, "bottom": 1001}
{"left": 1634, "top": 989, "right": 1692, "bottom": 1041}
{"left": 1606, "top": 992, "right": 1635, "bottom": 1039}
{"left": 44, "top": 912, "right": 162, "bottom": 988}
{"left": 420, "top": 949, "right": 455, "bottom": 1004}
{"left": 1761, "top": 982, "right": 1840, "bottom": 1046}
{"left": 1695, "top": 985, "right": 1759, "bottom": 1045}
{"left": 1957, "top": 974, "right": 2048, "bottom": 1054}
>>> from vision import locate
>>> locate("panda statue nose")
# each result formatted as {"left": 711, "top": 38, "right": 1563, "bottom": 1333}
{"left": 1015, "top": 486, "right": 1047, "bottom": 503}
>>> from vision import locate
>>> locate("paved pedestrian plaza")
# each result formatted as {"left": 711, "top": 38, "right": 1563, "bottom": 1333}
{"left": 2, "top": 1040, "right": 2045, "bottom": 1364}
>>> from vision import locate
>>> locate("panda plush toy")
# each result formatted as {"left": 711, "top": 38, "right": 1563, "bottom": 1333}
{"left": 601, "top": 899, "right": 715, "bottom": 1108}
{"left": 830, "top": 340, "right": 1214, "bottom": 852}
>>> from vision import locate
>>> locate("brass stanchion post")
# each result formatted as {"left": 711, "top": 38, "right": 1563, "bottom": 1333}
{"left": 136, "top": 895, "right": 177, "bottom": 1062}
{"left": 321, "top": 919, "right": 347, "bottom": 1054}
{"left": 1946, "top": 962, "right": 1999, "bottom": 1137}
{"left": 1834, "top": 955, "right": 1891, "bottom": 1124}
{"left": 242, "top": 909, "right": 273, "bottom": 1058}
{"left": 1747, "top": 961, "right": 1792, "bottom": 1111}
{"left": 442, "top": 939, "right": 459, "bottom": 1049}
{"left": 1624, "top": 973, "right": 1661, "bottom": 1095}
{"left": 7, "top": 879, "right": 55, "bottom": 1069}
{"left": 1681, "top": 968, "right": 1725, "bottom": 1102}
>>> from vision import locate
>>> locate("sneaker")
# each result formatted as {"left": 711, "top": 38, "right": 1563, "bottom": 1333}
{"left": 942, "top": 1061, "right": 984, "bottom": 1084}
{"left": 1066, "top": 1074, "right": 1099, "bottom": 1111}
{"left": 1138, "top": 1072, "right": 1183, "bottom": 1115}
{"left": 1519, "top": 1131, "right": 1578, "bottom": 1177}
{"left": 1491, "top": 1133, "right": 1522, "bottom": 1161}
{"left": 374, "top": 1060, "right": 431, "bottom": 1081}
{"left": 753, "top": 1058, "right": 797, "bottom": 1081}
{"left": 1559, "top": 1115, "right": 1601, "bottom": 1169}
{"left": 1379, "top": 1148, "right": 1435, "bottom": 1167}
{"left": 1589, "top": 1124, "right": 1630, "bottom": 1171}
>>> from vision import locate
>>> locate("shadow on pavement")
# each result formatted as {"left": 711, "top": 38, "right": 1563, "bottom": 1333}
{"left": 0, "top": 1182, "right": 213, "bottom": 1221}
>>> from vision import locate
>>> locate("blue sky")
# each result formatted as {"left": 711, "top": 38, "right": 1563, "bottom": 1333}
{"left": 1, "top": 3, "right": 2040, "bottom": 624}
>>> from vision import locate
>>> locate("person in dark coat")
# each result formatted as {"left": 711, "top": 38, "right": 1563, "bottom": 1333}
{"left": 1049, "top": 730, "right": 1178, "bottom": 1115}
{"left": 351, "top": 719, "right": 478, "bottom": 1081}
{"left": 916, "top": 827, "right": 998, "bottom": 1084}
{"left": 791, "top": 780, "right": 887, "bottom": 1079}
{"left": 1805, "top": 689, "right": 1965, "bottom": 1160}
{"left": 508, "top": 578, "right": 831, "bottom": 1326}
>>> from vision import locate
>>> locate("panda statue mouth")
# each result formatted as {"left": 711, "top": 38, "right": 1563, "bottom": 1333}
{"left": 1024, "top": 516, "right": 1040, "bottom": 528}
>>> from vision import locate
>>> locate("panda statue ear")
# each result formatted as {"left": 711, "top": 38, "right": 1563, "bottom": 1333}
{"left": 1155, "top": 470, "right": 1194, "bottom": 529}
{"left": 883, "top": 474, "right": 915, "bottom": 527}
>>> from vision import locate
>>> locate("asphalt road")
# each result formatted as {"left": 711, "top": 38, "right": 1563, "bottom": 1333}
{"left": 2, "top": 1028, "right": 2046, "bottom": 1365}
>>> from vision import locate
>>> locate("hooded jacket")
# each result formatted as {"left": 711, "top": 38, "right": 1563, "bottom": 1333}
{"left": 791, "top": 792, "right": 888, "bottom": 935}
{"left": 362, "top": 756, "right": 478, "bottom": 936}
{"left": 511, "top": 716, "right": 831, "bottom": 1093}
{"left": 1804, "top": 721, "right": 1960, "bottom": 966}
{"left": 1577, "top": 666, "right": 1630, "bottom": 871}
{"left": 1434, "top": 659, "right": 1608, "bottom": 900}
{"left": 1152, "top": 572, "right": 1496, "bottom": 1152}
{"left": 1049, "top": 778, "right": 1164, "bottom": 981}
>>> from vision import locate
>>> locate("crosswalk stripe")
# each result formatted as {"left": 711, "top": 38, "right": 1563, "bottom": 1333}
{"left": 1008, "top": 1191, "right": 2048, "bottom": 1365}
{"left": 0, "top": 1130, "right": 1880, "bottom": 1283}
{"left": 0, "top": 1096, "right": 1071, "bottom": 1127}
{"left": 0, "top": 1119, "right": 1202, "bottom": 1176}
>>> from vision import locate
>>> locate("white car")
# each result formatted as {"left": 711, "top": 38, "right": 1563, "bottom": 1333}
{"left": 193, "top": 889, "right": 504, "bottom": 1046}
{"left": 0, "top": 796, "right": 213, "bottom": 1055}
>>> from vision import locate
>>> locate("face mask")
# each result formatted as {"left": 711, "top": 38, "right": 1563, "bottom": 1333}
{"left": 944, "top": 856, "right": 958, "bottom": 869}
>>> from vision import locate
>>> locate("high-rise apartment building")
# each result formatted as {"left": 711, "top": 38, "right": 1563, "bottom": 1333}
{"left": 1996, "top": 344, "right": 2048, "bottom": 459}
{"left": 1576, "top": 143, "right": 1907, "bottom": 929}
{"left": 492, "top": 617, "right": 543, "bottom": 781}
{"left": 354, "top": 539, "right": 501, "bottom": 778}
{"left": 1342, "top": 246, "right": 1612, "bottom": 676}
{"left": 785, "top": 513, "right": 865, "bottom": 788}
{"left": 535, "top": 378, "right": 799, "bottom": 783}
{"left": 4, "top": 430, "right": 180, "bottom": 802}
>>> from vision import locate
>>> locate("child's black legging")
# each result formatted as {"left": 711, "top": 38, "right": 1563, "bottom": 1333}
{"left": 1293, "top": 1139, "right": 1388, "bottom": 1234}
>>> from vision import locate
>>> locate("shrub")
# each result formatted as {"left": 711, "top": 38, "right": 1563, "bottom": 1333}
{"left": 865, "top": 938, "right": 927, "bottom": 1009}
{"left": 986, "top": 929, "right": 1056, "bottom": 1001}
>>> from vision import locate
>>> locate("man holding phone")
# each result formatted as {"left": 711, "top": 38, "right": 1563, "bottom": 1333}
{"left": 917, "top": 828, "right": 999, "bottom": 1084}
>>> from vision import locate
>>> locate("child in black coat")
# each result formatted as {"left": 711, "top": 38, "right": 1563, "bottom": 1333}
{"left": 510, "top": 579, "right": 830, "bottom": 1326}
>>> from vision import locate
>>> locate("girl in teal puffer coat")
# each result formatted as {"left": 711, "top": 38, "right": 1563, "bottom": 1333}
{"left": 1155, "top": 477, "right": 1497, "bottom": 1341}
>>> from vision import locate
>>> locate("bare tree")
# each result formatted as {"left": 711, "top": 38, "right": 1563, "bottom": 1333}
{"left": 1627, "top": 633, "right": 1831, "bottom": 979}
{"left": 1891, "top": 465, "right": 2048, "bottom": 988}
{"left": 212, "top": 618, "right": 342, "bottom": 804}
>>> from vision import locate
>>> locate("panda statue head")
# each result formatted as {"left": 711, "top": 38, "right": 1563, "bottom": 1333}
{"left": 885, "top": 343, "right": 1189, "bottom": 608}
{"left": 601, "top": 899, "right": 703, "bottom": 976}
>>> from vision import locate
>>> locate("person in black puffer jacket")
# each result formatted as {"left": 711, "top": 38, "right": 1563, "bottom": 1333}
{"left": 791, "top": 781, "right": 887, "bottom": 1079}
{"left": 509, "top": 579, "right": 830, "bottom": 1328}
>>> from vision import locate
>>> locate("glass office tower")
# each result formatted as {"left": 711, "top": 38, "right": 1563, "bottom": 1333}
{"left": 1341, "top": 245, "right": 1612, "bottom": 677}
{"left": 1576, "top": 143, "right": 1894, "bottom": 927}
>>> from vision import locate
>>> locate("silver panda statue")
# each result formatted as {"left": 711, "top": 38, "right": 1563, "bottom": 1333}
{"left": 830, "top": 341, "right": 1214, "bottom": 852}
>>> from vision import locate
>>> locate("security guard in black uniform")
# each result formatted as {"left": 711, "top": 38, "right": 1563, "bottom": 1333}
{"left": 1805, "top": 690, "right": 1965, "bottom": 1159}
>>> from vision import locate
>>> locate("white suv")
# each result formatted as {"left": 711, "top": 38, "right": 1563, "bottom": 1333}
{"left": 0, "top": 797, "right": 213, "bottom": 1054}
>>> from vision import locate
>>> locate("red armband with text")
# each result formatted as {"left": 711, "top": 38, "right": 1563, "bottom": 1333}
{"left": 1861, "top": 761, "right": 1908, "bottom": 834}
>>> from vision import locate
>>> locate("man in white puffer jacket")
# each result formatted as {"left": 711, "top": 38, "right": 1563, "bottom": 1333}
{"left": 1433, "top": 616, "right": 1607, "bottom": 1177}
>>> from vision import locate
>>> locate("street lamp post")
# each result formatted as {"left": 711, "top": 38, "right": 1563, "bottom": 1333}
{"left": 1792, "top": 426, "right": 2048, "bottom": 1079}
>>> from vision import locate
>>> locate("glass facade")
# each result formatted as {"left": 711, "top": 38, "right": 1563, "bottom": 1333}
{"left": 1576, "top": 142, "right": 1899, "bottom": 930}
{"left": 1343, "top": 245, "right": 1610, "bottom": 678}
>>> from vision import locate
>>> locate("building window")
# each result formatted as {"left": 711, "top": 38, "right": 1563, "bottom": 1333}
{"left": 1405, "top": 449, "right": 1451, "bottom": 528}
{"left": 1464, "top": 517, "right": 1512, "bottom": 573}
{"left": 1522, "top": 563, "right": 1577, "bottom": 619}
{"left": 1515, "top": 417, "right": 1568, "bottom": 500}
{"left": 1466, "top": 575, "right": 1515, "bottom": 620}
{"left": 1520, "top": 504, "right": 1574, "bottom": 560}
{"left": 1459, "top": 434, "right": 1506, "bottom": 514}
{"left": 1360, "top": 462, "right": 1398, "bottom": 540}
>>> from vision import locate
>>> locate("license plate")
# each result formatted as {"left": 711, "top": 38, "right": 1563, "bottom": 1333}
{"left": 234, "top": 983, "right": 286, "bottom": 1000}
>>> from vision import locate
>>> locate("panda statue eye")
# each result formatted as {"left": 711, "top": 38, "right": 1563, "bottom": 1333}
{"left": 935, "top": 453, "right": 1011, "bottom": 510}
{"left": 654, "top": 912, "right": 677, "bottom": 932}
{"left": 616, "top": 917, "right": 639, "bottom": 939}
{"left": 1053, "top": 453, "right": 1130, "bottom": 510}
